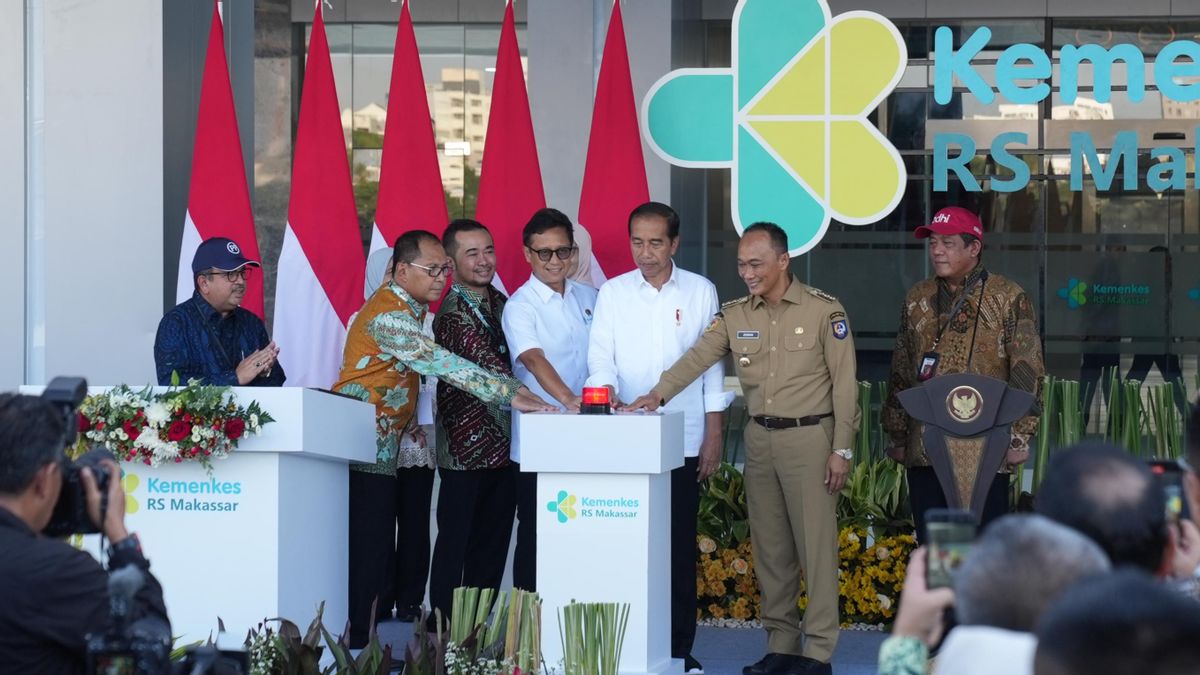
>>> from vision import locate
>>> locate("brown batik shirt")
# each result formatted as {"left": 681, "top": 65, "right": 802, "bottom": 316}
{"left": 882, "top": 265, "right": 1045, "bottom": 469}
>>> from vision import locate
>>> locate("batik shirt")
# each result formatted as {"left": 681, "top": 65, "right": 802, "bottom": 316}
{"left": 433, "top": 284, "right": 513, "bottom": 471}
{"left": 334, "top": 282, "right": 523, "bottom": 475}
{"left": 153, "top": 292, "right": 286, "bottom": 387}
{"left": 882, "top": 265, "right": 1045, "bottom": 468}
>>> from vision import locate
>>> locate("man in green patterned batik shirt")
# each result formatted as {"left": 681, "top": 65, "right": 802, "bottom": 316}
{"left": 334, "top": 230, "right": 551, "bottom": 647}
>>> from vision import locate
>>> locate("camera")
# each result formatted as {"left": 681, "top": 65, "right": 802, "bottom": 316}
{"left": 85, "top": 566, "right": 172, "bottom": 675}
{"left": 38, "top": 376, "right": 116, "bottom": 538}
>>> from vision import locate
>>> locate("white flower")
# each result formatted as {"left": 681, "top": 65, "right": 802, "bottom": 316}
{"left": 143, "top": 402, "right": 171, "bottom": 427}
{"left": 250, "top": 414, "right": 259, "bottom": 428}
{"left": 191, "top": 428, "right": 202, "bottom": 443}
{"left": 877, "top": 594, "right": 892, "bottom": 611}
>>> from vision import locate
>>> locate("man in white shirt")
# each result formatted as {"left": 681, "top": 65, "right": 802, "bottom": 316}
{"left": 587, "top": 202, "right": 732, "bottom": 675}
{"left": 502, "top": 207, "right": 599, "bottom": 591}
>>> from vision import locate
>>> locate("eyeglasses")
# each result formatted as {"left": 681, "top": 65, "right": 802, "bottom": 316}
{"left": 527, "top": 246, "right": 577, "bottom": 262}
{"left": 205, "top": 268, "right": 253, "bottom": 282}
{"left": 408, "top": 262, "right": 455, "bottom": 279}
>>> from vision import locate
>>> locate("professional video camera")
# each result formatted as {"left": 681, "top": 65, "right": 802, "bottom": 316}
{"left": 38, "top": 376, "right": 117, "bottom": 538}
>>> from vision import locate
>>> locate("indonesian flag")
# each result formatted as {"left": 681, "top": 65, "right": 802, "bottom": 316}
{"left": 176, "top": 1, "right": 263, "bottom": 317}
{"left": 578, "top": 0, "right": 649, "bottom": 280}
{"left": 474, "top": 0, "right": 545, "bottom": 295}
{"left": 273, "top": 2, "right": 366, "bottom": 388}
{"left": 371, "top": 0, "right": 448, "bottom": 256}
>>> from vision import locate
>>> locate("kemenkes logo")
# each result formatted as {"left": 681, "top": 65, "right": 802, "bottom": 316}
{"left": 121, "top": 472, "right": 140, "bottom": 515}
{"left": 1057, "top": 278, "right": 1151, "bottom": 309}
{"left": 547, "top": 491, "right": 577, "bottom": 523}
{"left": 1057, "top": 278, "right": 1088, "bottom": 309}
{"left": 642, "top": 0, "right": 907, "bottom": 255}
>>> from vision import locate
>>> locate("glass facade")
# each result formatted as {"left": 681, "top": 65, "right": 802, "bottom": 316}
{"left": 261, "top": 9, "right": 1200, "bottom": 428}
{"left": 251, "top": 10, "right": 523, "bottom": 322}
{"left": 676, "top": 17, "right": 1200, "bottom": 426}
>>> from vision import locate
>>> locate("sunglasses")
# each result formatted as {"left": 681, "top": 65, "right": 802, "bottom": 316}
{"left": 527, "top": 245, "right": 577, "bottom": 262}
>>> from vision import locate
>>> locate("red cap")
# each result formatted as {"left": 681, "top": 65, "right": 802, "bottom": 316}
{"left": 915, "top": 207, "right": 984, "bottom": 242}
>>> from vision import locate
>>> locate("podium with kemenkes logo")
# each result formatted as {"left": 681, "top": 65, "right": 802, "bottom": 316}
{"left": 515, "top": 410, "right": 685, "bottom": 675}
{"left": 23, "top": 386, "right": 377, "bottom": 644}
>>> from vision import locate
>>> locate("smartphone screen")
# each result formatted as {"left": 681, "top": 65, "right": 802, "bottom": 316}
{"left": 925, "top": 509, "right": 976, "bottom": 589}
{"left": 1148, "top": 460, "right": 1192, "bottom": 523}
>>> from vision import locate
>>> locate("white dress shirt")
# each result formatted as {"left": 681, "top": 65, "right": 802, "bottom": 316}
{"left": 587, "top": 263, "right": 734, "bottom": 457}
{"left": 503, "top": 276, "right": 599, "bottom": 461}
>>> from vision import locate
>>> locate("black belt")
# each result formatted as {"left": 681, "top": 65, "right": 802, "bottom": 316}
{"left": 752, "top": 413, "right": 832, "bottom": 430}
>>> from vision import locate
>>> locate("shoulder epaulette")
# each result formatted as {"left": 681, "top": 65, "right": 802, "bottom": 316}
{"left": 721, "top": 296, "right": 749, "bottom": 310}
{"left": 806, "top": 285, "right": 835, "bottom": 302}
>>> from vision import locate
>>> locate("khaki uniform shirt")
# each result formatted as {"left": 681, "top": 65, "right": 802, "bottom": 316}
{"left": 655, "top": 277, "right": 861, "bottom": 449}
{"left": 882, "top": 265, "right": 1044, "bottom": 468}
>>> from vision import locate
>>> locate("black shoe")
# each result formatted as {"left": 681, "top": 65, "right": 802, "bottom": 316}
{"left": 683, "top": 654, "right": 704, "bottom": 674}
{"left": 794, "top": 656, "right": 832, "bottom": 675}
{"left": 743, "top": 653, "right": 801, "bottom": 675}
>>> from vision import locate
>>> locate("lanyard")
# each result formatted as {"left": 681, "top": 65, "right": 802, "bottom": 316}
{"left": 190, "top": 300, "right": 249, "bottom": 373}
{"left": 932, "top": 270, "right": 988, "bottom": 351}
{"left": 452, "top": 285, "right": 506, "bottom": 353}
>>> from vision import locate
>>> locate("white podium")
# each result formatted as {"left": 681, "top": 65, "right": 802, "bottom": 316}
{"left": 23, "top": 386, "right": 376, "bottom": 644}
{"left": 516, "top": 411, "right": 685, "bottom": 675}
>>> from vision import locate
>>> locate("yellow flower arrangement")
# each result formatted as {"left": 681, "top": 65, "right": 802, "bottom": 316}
{"left": 698, "top": 527, "right": 916, "bottom": 627}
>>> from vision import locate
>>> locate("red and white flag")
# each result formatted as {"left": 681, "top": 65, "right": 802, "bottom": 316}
{"left": 176, "top": 0, "right": 263, "bottom": 316}
{"left": 273, "top": 3, "right": 366, "bottom": 387}
{"left": 474, "top": 0, "right": 545, "bottom": 294}
{"left": 579, "top": 0, "right": 649, "bottom": 280}
{"left": 372, "top": 0, "right": 448, "bottom": 256}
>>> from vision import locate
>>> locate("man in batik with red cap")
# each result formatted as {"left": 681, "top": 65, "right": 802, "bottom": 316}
{"left": 882, "top": 206, "right": 1045, "bottom": 541}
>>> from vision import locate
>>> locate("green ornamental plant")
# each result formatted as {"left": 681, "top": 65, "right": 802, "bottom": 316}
{"left": 558, "top": 602, "right": 630, "bottom": 675}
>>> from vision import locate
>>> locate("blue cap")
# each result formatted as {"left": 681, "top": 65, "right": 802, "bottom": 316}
{"left": 192, "top": 237, "right": 260, "bottom": 275}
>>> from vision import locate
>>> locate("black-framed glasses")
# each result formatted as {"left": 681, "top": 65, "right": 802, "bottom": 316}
{"left": 409, "top": 262, "right": 455, "bottom": 279}
{"left": 527, "top": 245, "right": 577, "bottom": 262}
{"left": 205, "top": 268, "right": 253, "bottom": 282}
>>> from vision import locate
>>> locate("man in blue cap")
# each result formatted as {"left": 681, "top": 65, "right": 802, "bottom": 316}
{"left": 154, "top": 237, "right": 286, "bottom": 386}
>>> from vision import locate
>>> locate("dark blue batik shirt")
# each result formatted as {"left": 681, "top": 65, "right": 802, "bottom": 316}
{"left": 153, "top": 292, "right": 287, "bottom": 387}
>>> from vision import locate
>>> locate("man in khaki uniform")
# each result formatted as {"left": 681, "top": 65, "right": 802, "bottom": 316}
{"left": 628, "top": 222, "right": 859, "bottom": 675}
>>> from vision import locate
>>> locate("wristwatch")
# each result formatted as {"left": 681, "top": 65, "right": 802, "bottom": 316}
{"left": 833, "top": 448, "right": 853, "bottom": 461}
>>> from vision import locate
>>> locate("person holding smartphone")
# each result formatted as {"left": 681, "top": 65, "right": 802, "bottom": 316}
{"left": 881, "top": 207, "right": 1044, "bottom": 541}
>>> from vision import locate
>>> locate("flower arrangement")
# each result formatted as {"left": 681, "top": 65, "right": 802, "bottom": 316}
{"left": 797, "top": 527, "right": 917, "bottom": 626}
{"left": 696, "top": 536, "right": 760, "bottom": 623}
{"left": 76, "top": 381, "right": 274, "bottom": 468}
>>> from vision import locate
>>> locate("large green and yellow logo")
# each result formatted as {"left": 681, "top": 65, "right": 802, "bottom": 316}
{"left": 643, "top": 0, "right": 907, "bottom": 255}
{"left": 121, "top": 471, "right": 140, "bottom": 514}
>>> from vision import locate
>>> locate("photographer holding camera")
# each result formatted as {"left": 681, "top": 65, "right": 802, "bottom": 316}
{"left": 0, "top": 390, "right": 169, "bottom": 674}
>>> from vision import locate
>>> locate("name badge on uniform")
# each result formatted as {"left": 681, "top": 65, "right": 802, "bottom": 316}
{"left": 736, "top": 330, "right": 760, "bottom": 339}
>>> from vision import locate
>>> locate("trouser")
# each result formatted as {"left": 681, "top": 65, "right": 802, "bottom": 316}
{"left": 908, "top": 466, "right": 1009, "bottom": 543}
{"left": 428, "top": 466, "right": 517, "bottom": 621}
{"left": 671, "top": 457, "right": 700, "bottom": 658}
{"left": 743, "top": 419, "right": 839, "bottom": 663}
{"left": 512, "top": 463, "right": 538, "bottom": 591}
{"left": 348, "top": 466, "right": 434, "bottom": 647}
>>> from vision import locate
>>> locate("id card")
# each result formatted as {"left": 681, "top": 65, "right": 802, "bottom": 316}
{"left": 917, "top": 352, "right": 940, "bottom": 382}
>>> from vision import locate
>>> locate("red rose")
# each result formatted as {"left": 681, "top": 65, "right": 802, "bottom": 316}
{"left": 224, "top": 418, "right": 246, "bottom": 440}
{"left": 93, "top": 421, "right": 105, "bottom": 431}
{"left": 122, "top": 419, "right": 142, "bottom": 441}
{"left": 78, "top": 413, "right": 91, "bottom": 433}
{"left": 167, "top": 420, "right": 191, "bottom": 442}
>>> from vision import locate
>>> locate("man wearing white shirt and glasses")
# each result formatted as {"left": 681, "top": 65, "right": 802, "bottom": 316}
{"left": 587, "top": 202, "right": 733, "bottom": 675}
{"left": 502, "top": 207, "right": 599, "bottom": 591}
